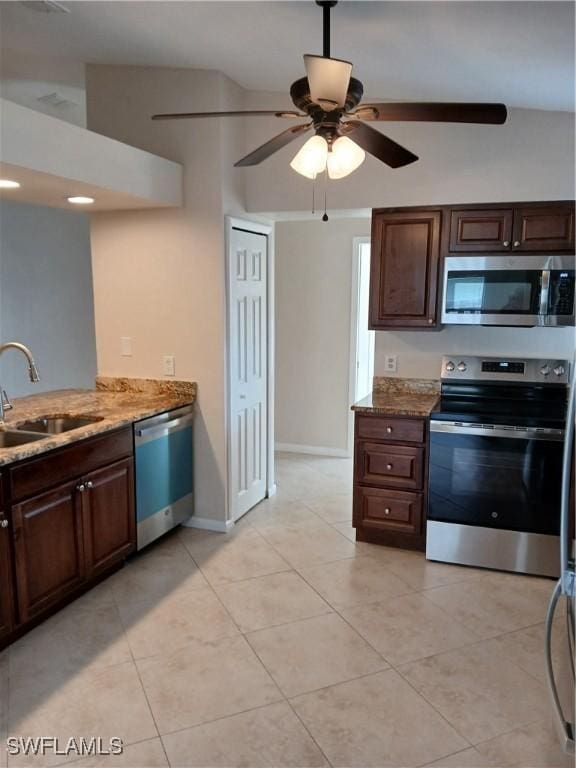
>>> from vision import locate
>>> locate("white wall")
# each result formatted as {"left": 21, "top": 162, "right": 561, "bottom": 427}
{"left": 86, "top": 65, "right": 248, "bottom": 527}
{"left": 275, "top": 218, "right": 370, "bottom": 454}
{"left": 0, "top": 200, "right": 97, "bottom": 397}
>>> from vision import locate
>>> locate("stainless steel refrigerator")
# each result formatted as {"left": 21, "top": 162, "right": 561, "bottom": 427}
{"left": 546, "top": 369, "right": 575, "bottom": 754}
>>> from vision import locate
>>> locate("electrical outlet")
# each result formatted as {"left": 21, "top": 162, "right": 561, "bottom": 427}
{"left": 163, "top": 355, "right": 175, "bottom": 377}
{"left": 384, "top": 354, "right": 397, "bottom": 373}
{"left": 120, "top": 337, "right": 132, "bottom": 357}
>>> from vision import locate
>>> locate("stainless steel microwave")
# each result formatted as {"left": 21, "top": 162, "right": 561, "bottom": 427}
{"left": 441, "top": 255, "right": 575, "bottom": 327}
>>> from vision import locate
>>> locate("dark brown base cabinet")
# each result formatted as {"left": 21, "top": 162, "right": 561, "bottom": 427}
{"left": 353, "top": 413, "right": 428, "bottom": 551}
{"left": 370, "top": 201, "right": 575, "bottom": 331}
{"left": 1, "top": 428, "right": 136, "bottom": 648}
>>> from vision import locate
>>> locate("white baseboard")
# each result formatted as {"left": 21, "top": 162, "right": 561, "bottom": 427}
{"left": 267, "top": 483, "right": 278, "bottom": 497}
{"left": 182, "top": 516, "right": 235, "bottom": 533}
{"left": 275, "top": 442, "right": 351, "bottom": 459}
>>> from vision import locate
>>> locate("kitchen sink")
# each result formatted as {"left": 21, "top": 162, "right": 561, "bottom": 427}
{"left": 16, "top": 415, "right": 104, "bottom": 434}
{"left": 0, "top": 430, "right": 47, "bottom": 447}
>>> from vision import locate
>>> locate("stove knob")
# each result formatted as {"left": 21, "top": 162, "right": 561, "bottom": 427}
{"left": 539, "top": 365, "right": 551, "bottom": 377}
{"left": 445, "top": 361, "right": 455, "bottom": 372}
{"left": 457, "top": 361, "right": 467, "bottom": 372}
{"left": 553, "top": 365, "right": 565, "bottom": 377}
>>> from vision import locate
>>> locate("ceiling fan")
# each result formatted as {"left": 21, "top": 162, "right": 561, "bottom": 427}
{"left": 152, "top": 0, "right": 507, "bottom": 180}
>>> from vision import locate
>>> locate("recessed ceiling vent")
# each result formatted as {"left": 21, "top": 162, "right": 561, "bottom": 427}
{"left": 20, "top": 1, "right": 70, "bottom": 13}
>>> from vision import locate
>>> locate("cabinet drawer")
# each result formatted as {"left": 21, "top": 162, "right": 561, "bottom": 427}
{"left": 354, "top": 486, "right": 423, "bottom": 535}
{"left": 355, "top": 415, "right": 425, "bottom": 444}
{"left": 10, "top": 427, "right": 133, "bottom": 502}
{"left": 357, "top": 442, "right": 423, "bottom": 490}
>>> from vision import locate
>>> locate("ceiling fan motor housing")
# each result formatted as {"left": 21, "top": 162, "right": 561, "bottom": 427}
{"left": 290, "top": 75, "right": 364, "bottom": 141}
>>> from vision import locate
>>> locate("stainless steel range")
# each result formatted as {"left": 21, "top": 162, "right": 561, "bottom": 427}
{"left": 427, "top": 355, "right": 570, "bottom": 577}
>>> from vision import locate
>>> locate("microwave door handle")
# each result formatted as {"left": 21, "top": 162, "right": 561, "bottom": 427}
{"left": 539, "top": 270, "right": 551, "bottom": 316}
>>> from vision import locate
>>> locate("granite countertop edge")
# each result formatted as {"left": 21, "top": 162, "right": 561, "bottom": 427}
{"left": 351, "top": 377, "right": 440, "bottom": 417}
{"left": 0, "top": 381, "right": 197, "bottom": 467}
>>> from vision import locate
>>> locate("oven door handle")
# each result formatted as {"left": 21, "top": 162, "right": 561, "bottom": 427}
{"left": 430, "top": 420, "right": 565, "bottom": 441}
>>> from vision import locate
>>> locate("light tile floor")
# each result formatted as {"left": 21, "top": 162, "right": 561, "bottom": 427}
{"left": 0, "top": 452, "right": 572, "bottom": 768}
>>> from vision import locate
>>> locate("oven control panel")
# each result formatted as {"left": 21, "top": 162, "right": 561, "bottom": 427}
{"left": 441, "top": 356, "right": 570, "bottom": 384}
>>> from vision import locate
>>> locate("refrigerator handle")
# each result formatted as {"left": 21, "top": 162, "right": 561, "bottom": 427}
{"left": 545, "top": 580, "right": 575, "bottom": 754}
{"left": 560, "top": 369, "right": 576, "bottom": 595}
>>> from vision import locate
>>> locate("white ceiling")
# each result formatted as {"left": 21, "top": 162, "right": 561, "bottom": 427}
{"left": 0, "top": 0, "right": 574, "bottom": 114}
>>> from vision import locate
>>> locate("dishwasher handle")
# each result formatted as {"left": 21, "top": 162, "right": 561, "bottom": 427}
{"left": 135, "top": 412, "right": 194, "bottom": 442}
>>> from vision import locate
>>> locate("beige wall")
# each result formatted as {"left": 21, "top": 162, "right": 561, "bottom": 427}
{"left": 242, "top": 98, "right": 574, "bottom": 213}
{"left": 374, "top": 326, "right": 575, "bottom": 380}
{"left": 275, "top": 218, "right": 371, "bottom": 454}
{"left": 86, "top": 65, "right": 247, "bottom": 526}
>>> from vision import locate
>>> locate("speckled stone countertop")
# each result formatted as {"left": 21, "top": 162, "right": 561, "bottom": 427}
{"left": 352, "top": 377, "right": 440, "bottom": 417}
{"left": 0, "top": 378, "right": 197, "bottom": 467}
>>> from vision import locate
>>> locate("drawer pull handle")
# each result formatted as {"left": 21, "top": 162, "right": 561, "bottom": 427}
{"left": 384, "top": 508, "right": 391, "bottom": 515}
{"left": 386, "top": 463, "right": 393, "bottom": 471}
{"left": 386, "top": 426, "right": 393, "bottom": 434}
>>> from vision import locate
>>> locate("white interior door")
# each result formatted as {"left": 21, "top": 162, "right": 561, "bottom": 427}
{"left": 229, "top": 227, "right": 268, "bottom": 521}
{"left": 355, "top": 241, "right": 375, "bottom": 401}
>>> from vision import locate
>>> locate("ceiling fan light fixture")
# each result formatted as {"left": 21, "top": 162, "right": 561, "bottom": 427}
{"left": 327, "top": 136, "right": 365, "bottom": 179}
{"left": 304, "top": 54, "right": 352, "bottom": 110}
{"left": 290, "top": 134, "right": 329, "bottom": 179}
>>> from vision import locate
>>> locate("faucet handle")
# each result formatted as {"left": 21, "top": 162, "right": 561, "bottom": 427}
{"left": 1, "top": 390, "right": 13, "bottom": 411}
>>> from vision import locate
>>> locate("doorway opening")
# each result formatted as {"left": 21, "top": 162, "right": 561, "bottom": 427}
{"left": 348, "top": 237, "right": 375, "bottom": 452}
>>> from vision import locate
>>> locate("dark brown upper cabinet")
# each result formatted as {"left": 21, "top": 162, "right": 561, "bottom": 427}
{"left": 369, "top": 210, "right": 441, "bottom": 329}
{"left": 449, "top": 202, "right": 575, "bottom": 254}
{"left": 449, "top": 208, "right": 513, "bottom": 252}
{"left": 512, "top": 205, "right": 575, "bottom": 251}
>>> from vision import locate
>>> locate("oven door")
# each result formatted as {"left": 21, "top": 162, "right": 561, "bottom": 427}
{"left": 428, "top": 421, "right": 564, "bottom": 535}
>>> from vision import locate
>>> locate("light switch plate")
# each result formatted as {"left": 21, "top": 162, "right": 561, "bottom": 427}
{"left": 384, "top": 354, "right": 397, "bottom": 373}
{"left": 163, "top": 355, "right": 175, "bottom": 377}
{"left": 120, "top": 337, "right": 132, "bottom": 357}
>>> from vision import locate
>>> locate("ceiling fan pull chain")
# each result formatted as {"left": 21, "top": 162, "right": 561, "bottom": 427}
{"left": 322, "top": 170, "right": 329, "bottom": 222}
{"left": 312, "top": 173, "right": 316, "bottom": 214}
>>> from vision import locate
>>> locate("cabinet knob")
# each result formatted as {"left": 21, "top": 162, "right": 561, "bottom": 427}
{"left": 386, "top": 426, "right": 393, "bottom": 434}
{"left": 86, "top": 481, "right": 94, "bottom": 489}
{"left": 77, "top": 483, "right": 86, "bottom": 493}
{"left": 386, "top": 463, "right": 393, "bottom": 471}
{"left": 428, "top": 318, "right": 434, "bottom": 324}
{"left": 513, "top": 241, "right": 520, "bottom": 247}
{"left": 384, "top": 508, "right": 391, "bottom": 515}
{"left": 503, "top": 240, "right": 510, "bottom": 247}
{"left": 0, "top": 519, "right": 8, "bottom": 529}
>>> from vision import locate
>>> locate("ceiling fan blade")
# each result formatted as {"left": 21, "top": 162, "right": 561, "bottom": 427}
{"left": 234, "top": 123, "right": 312, "bottom": 167}
{"left": 350, "top": 102, "right": 507, "bottom": 125}
{"left": 343, "top": 120, "right": 418, "bottom": 168}
{"left": 152, "top": 110, "right": 305, "bottom": 121}
{"left": 304, "top": 54, "right": 352, "bottom": 110}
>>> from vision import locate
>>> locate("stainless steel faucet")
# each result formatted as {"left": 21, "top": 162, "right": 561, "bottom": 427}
{"left": 0, "top": 342, "right": 40, "bottom": 422}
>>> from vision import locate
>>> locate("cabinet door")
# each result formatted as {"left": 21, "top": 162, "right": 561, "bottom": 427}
{"left": 369, "top": 210, "right": 441, "bottom": 328}
{"left": 0, "top": 502, "right": 15, "bottom": 642}
{"left": 512, "top": 205, "right": 575, "bottom": 251}
{"left": 12, "top": 482, "right": 85, "bottom": 623}
{"left": 449, "top": 208, "right": 513, "bottom": 252}
{"left": 83, "top": 458, "right": 135, "bottom": 578}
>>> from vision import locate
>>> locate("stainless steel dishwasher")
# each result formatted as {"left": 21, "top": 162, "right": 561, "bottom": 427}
{"left": 133, "top": 405, "right": 194, "bottom": 550}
